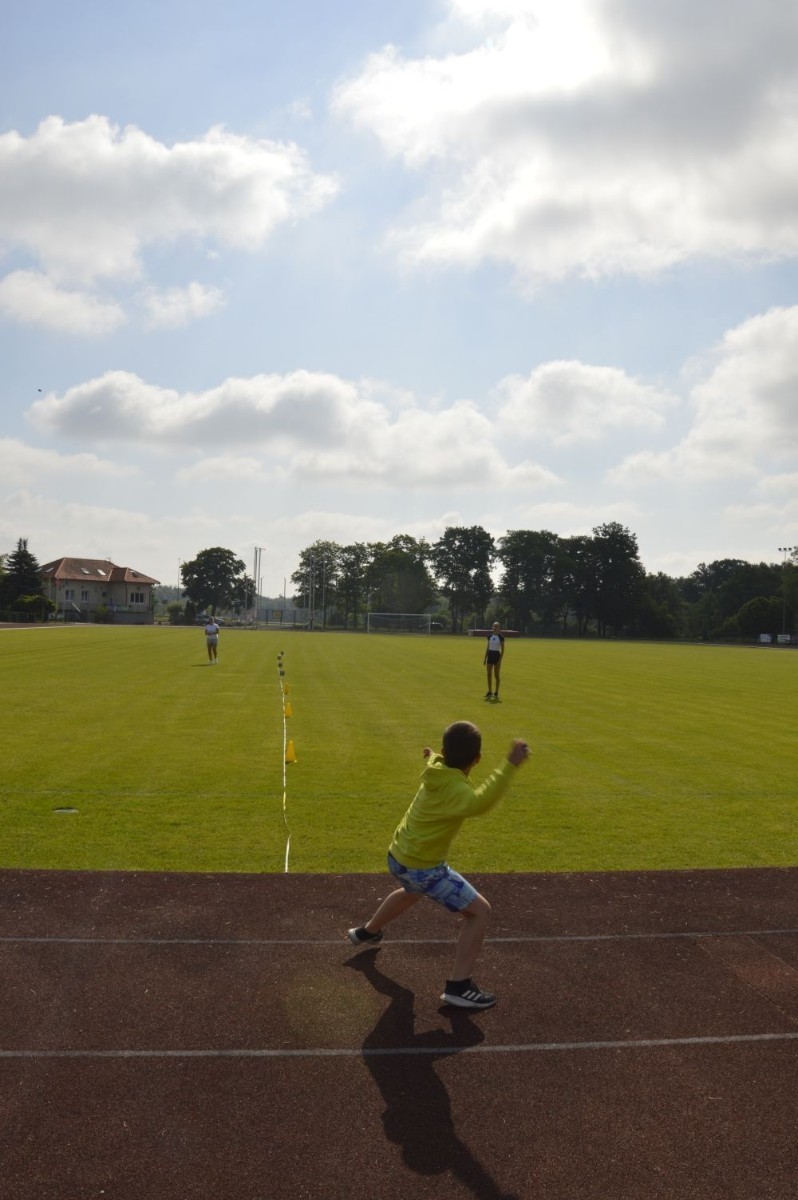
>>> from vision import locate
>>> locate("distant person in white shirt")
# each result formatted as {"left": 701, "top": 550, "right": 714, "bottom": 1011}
{"left": 483, "top": 622, "right": 504, "bottom": 700}
{"left": 204, "top": 619, "right": 220, "bottom": 664}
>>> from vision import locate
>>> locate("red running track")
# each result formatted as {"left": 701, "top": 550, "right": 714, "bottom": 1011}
{"left": 2, "top": 866, "right": 798, "bottom": 1199}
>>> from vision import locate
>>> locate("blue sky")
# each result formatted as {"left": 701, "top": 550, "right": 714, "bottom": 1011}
{"left": 1, "top": 0, "right": 797, "bottom": 596}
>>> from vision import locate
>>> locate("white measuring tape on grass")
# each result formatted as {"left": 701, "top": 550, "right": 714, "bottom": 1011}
{"left": 279, "top": 655, "right": 291, "bottom": 873}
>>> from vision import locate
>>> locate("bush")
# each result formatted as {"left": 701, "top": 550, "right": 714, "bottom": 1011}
{"left": 736, "top": 595, "right": 782, "bottom": 641}
{"left": 12, "top": 594, "right": 55, "bottom": 620}
{"left": 167, "top": 601, "right": 184, "bottom": 626}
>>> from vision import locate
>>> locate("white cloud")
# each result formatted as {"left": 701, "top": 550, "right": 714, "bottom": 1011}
{"left": 139, "top": 282, "right": 227, "bottom": 329}
{"left": 0, "top": 438, "right": 135, "bottom": 487}
{"left": 27, "top": 368, "right": 558, "bottom": 491}
{"left": 610, "top": 305, "right": 798, "bottom": 484}
{"left": 756, "top": 473, "right": 798, "bottom": 497}
{"left": 495, "top": 361, "right": 678, "bottom": 444}
{"left": 177, "top": 455, "right": 264, "bottom": 483}
{"left": 511, "top": 497, "right": 642, "bottom": 530}
{"left": 0, "top": 270, "right": 126, "bottom": 335}
{"left": 0, "top": 116, "right": 339, "bottom": 286}
{"left": 689, "top": 306, "right": 798, "bottom": 452}
{"left": 334, "top": 0, "right": 798, "bottom": 284}
{"left": 28, "top": 370, "right": 383, "bottom": 448}
{"left": 0, "top": 115, "right": 337, "bottom": 336}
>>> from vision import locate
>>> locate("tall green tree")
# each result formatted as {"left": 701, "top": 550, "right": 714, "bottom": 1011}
{"left": 590, "top": 522, "right": 645, "bottom": 637}
{"left": 735, "top": 596, "right": 782, "bottom": 640}
{"left": 364, "top": 535, "right": 436, "bottom": 616}
{"left": 633, "top": 572, "right": 686, "bottom": 639}
{"left": 337, "top": 542, "right": 372, "bottom": 628}
{"left": 682, "top": 559, "right": 747, "bottom": 603}
{"left": 681, "top": 558, "right": 765, "bottom": 638}
{"left": 180, "top": 547, "right": 247, "bottom": 614}
{"left": 496, "top": 529, "right": 561, "bottom": 632}
{"left": 558, "top": 534, "right": 595, "bottom": 635}
{"left": 430, "top": 525, "right": 495, "bottom": 632}
{"left": 291, "top": 540, "right": 341, "bottom": 626}
{"left": 0, "top": 537, "right": 45, "bottom": 611}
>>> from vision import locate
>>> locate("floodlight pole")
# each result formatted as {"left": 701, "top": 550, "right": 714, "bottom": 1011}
{"left": 779, "top": 547, "right": 795, "bottom": 638}
{"left": 309, "top": 556, "right": 315, "bottom": 629}
{"left": 254, "top": 546, "right": 267, "bottom": 628}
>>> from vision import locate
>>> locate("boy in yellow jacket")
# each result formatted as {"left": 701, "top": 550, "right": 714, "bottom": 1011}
{"left": 348, "top": 720, "right": 530, "bottom": 1009}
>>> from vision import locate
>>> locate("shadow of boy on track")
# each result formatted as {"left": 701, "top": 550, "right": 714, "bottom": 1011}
{"left": 345, "top": 949, "right": 520, "bottom": 1200}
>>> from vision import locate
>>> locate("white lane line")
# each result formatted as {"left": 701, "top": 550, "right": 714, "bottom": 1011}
{"left": 3, "top": 1031, "right": 798, "bottom": 1060}
{"left": 2, "top": 929, "right": 798, "bottom": 948}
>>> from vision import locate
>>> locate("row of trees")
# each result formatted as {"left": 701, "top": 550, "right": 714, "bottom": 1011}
{"left": 289, "top": 522, "right": 653, "bottom": 635}
{"left": 3, "top": 532, "right": 796, "bottom": 640}
{"left": 288, "top": 524, "right": 798, "bottom": 640}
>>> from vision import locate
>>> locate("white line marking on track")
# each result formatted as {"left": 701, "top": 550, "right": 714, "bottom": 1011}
{"left": 2, "top": 929, "right": 798, "bottom": 948}
{"left": 3, "top": 1031, "right": 798, "bottom": 1059}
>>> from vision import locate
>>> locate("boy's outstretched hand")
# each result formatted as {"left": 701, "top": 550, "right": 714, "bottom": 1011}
{"left": 507, "top": 739, "right": 530, "bottom": 767}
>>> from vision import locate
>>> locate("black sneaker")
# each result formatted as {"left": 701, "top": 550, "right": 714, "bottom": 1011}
{"left": 441, "top": 979, "right": 497, "bottom": 1009}
{"left": 347, "top": 927, "right": 383, "bottom": 946}
{"left": 484, "top": 691, "right": 493, "bottom": 699}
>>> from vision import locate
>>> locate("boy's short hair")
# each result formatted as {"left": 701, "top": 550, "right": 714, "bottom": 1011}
{"left": 442, "top": 721, "right": 482, "bottom": 769}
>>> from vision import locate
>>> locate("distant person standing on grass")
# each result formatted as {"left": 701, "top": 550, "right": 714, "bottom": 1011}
{"left": 204, "top": 618, "right": 220, "bottom": 664}
{"left": 484, "top": 622, "right": 504, "bottom": 700}
{"left": 347, "top": 720, "right": 530, "bottom": 1010}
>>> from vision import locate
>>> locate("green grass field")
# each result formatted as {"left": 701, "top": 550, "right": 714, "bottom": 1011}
{"left": 1, "top": 625, "right": 795, "bottom": 874}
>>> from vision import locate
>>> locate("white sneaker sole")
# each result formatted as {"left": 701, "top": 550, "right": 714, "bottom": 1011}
{"left": 347, "top": 928, "right": 383, "bottom": 946}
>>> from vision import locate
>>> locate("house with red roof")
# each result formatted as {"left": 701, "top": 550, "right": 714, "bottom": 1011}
{"left": 40, "top": 558, "right": 160, "bottom": 624}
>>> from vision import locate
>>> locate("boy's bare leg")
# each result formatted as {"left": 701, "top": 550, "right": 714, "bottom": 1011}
{"left": 365, "top": 888, "right": 422, "bottom": 933}
{"left": 450, "top": 893, "right": 491, "bottom": 980}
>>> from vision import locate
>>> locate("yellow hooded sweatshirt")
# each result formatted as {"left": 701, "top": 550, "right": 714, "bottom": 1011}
{"left": 389, "top": 752, "right": 517, "bottom": 870}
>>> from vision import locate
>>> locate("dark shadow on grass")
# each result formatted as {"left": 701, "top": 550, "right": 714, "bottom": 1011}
{"left": 345, "top": 949, "right": 520, "bottom": 1200}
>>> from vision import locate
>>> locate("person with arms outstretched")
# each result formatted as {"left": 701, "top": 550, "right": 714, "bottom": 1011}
{"left": 348, "top": 720, "right": 530, "bottom": 1009}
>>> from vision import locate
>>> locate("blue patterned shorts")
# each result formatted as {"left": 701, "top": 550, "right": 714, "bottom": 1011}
{"left": 387, "top": 852, "right": 477, "bottom": 913}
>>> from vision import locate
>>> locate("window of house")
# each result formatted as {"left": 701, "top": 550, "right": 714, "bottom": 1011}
{"left": 81, "top": 590, "right": 89, "bottom": 602}
{"left": 65, "top": 589, "right": 74, "bottom": 600}
{"left": 130, "top": 592, "right": 145, "bottom": 604}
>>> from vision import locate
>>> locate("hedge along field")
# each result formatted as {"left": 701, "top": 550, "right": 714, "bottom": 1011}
{"left": 0, "top": 625, "right": 795, "bottom": 874}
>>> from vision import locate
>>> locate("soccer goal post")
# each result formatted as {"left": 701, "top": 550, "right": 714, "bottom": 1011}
{"left": 366, "top": 612, "right": 432, "bottom": 634}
